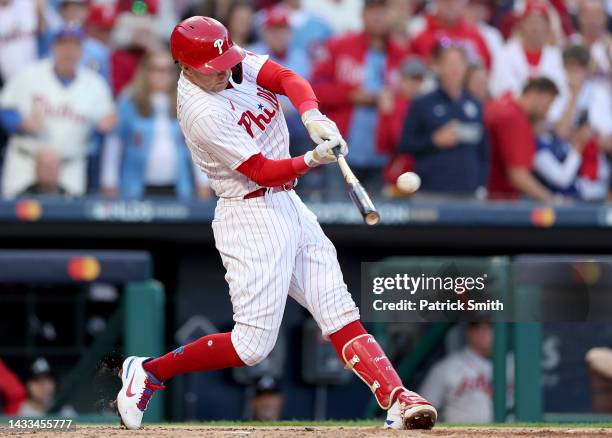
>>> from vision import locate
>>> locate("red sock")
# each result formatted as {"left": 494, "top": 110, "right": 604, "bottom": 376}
{"left": 329, "top": 320, "right": 368, "bottom": 361}
{"left": 143, "top": 332, "right": 244, "bottom": 382}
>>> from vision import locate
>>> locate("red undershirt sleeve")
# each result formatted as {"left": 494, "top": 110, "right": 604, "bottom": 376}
{"left": 256, "top": 59, "right": 319, "bottom": 114}
{"left": 237, "top": 153, "right": 311, "bottom": 187}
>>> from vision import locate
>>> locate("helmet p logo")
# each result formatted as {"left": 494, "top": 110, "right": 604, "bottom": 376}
{"left": 214, "top": 39, "right": 224, "bottom": 55}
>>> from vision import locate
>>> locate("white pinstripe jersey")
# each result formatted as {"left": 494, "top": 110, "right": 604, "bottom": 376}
{"left": 177, "top": 52, "right": 291, "bottom": 198}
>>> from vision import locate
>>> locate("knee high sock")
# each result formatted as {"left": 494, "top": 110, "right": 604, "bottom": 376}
{"left": 143, "top": 332, "right": 244, "bottom": 382}
{"left": 329, "top": 320, "right": 368, "bottom": 360}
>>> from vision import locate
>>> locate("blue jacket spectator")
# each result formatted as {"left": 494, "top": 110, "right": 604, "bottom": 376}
{"left": 101, "top": 51, "right": 208, "bottom": 200}
{"left": 398, "top": 45, "right": 488, "bottom": 195}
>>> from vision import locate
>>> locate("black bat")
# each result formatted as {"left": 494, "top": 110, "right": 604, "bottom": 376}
{"left": 332, "top": 146, "right": 380, "bottom": 226}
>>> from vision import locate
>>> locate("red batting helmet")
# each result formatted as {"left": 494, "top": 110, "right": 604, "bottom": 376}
{"left": 170, "top": 16, "right": 246, "bottom": 74}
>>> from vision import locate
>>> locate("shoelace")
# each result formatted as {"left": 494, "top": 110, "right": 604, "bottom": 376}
{"left": 136, "top": 378, "right": 165, "bottom": 412}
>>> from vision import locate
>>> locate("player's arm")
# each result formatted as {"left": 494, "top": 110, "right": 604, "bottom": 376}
{"left": 192, "top": 113, "right": 344, "bottom": 188}
{"left": 257, "top": 59, "right": 347, "bottom": 148}
{"left": 237, "top": 138, "right": 342, "bottom": 187}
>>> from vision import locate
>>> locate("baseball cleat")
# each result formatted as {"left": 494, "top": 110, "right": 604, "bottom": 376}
{"left": 384, "top": 389, "right": 437, "bottom": 430}
{"left": 116, "top": 356, "right": 165, "bottom": 429}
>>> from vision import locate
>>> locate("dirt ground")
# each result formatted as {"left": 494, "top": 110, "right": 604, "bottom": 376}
{"left": 3, "top": 425, "right": 612, "bottom": 438}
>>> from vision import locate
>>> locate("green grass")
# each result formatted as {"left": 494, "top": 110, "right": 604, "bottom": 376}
{"left": 136, "top": 421, "right": 612, "bottom": 428}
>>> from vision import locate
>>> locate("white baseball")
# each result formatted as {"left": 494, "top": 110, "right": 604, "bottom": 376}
{"left": 396, "top": 172, "right": 421, "bottom": 193}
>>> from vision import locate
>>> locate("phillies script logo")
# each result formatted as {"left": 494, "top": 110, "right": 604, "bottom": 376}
{"left": 237, "top": 88, "right": 280, "bottom": 138}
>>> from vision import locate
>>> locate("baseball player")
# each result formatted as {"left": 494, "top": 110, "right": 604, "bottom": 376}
{"left": 116, "top": 16, "right": 436, "bottom": 430}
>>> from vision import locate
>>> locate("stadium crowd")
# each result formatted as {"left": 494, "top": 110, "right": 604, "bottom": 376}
{"left": 0, "top": 0, "right": 611, "bottom": 202}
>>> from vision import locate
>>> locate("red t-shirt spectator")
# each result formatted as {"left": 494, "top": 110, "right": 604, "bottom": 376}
{"left": 410, "top": 14, "right": 491, "bottom": 68}
{"left": 0, "top": 359, "right": 26, "bottom": 415}
{"left": 376, "top": 95, "right": 414, "bottom": 185}
{"left": 485, "top": 93, "right": 536, "bottom": 198}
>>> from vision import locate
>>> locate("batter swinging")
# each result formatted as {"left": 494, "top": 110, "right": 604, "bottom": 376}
{"left": 116, "top": 16, "right": 436, "bottom": 430}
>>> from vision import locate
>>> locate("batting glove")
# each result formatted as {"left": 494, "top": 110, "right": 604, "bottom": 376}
{"left": 304, "top": 137, "right": 342, "bottom": 167}
{"left": 301, "top": 109, "right": 348, "bottom": 154}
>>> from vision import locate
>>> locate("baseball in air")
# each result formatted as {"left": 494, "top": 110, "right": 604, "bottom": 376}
{"left": 396, "top": 172, "right": 421, "bottom": 194}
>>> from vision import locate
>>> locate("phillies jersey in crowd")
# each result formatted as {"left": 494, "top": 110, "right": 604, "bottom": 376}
{"left": 0, "top": 59, "right": 114, "bottom": 196}
{"left": 489, "top": 38, "right": 567, "bottom": 122}
{"left": 0, "top": 0, "right": 38, "bottom": 82}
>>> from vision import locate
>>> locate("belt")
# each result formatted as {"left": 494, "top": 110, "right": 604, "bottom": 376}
{"left": 243, "top": 181, "right": 295, "bottom": 199}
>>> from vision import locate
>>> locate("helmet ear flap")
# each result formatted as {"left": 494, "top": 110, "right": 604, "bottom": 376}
{"left": 231, "top": 63, "right": 243, "bottom": 84}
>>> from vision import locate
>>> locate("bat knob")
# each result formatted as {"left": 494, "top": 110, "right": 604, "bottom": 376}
{"left": 365, "top": 211, "right": 381, "bottom": 226}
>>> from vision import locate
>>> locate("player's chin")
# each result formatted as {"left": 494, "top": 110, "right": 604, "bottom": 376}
{"left": 213, "top": 80, "right": 229, "bottom": 92}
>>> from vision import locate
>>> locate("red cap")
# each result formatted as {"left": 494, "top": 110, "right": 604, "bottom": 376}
{"left": 522, "top": 1, "right": 549, "bottom": 21}
{"left": 264, "top": 8, "right": 289, "bottom": 28}
{"left": 86, "top": 4, "right": 117, "bottom": 29}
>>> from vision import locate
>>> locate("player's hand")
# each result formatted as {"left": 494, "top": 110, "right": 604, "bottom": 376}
{"left": 301, "top": 109, "right": 346, "bottom": 148}
{"left": 304, "top": 137, "right": 343, "bottom": 167}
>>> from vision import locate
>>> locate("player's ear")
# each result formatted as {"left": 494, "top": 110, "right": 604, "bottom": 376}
{"left": 231, "top": 63, "right": 243, "bottom": 84}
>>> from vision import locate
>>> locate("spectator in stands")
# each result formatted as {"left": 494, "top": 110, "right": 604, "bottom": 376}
{"left": 419, "top": 321, "right": 513, "bottom": 423}
{"left": 311, "top": 0, "right": 409, "bottom": 194}
{"left": 17, "top": 358, "right": 56, "bottom": 417}
{"left": 490, "top": 1, "right": 567, "bottom": 122}
{"left": 40, "top": 0, "right": 89, "bottom": 56}
{"left": 398, "top": 44, "right": 487, "bottom": 196}
{"left": 464, "top": 61, "right": 490, "bottom": 104}
{"left": 386, "top": 0, "right": 418, "bottom": 48}
{"left": 101, "top": 50, "right": 210, "bottom": 200}
{"left": 251, "top": 8, "right": 310, "bottom": 76}
{"left": 409, "top": 0, "right": 491, "bottom": 68}
{"left": 81, "top": 3, "right": 117, "bottom": 83}
{"left": 0, "top": 0, "right": 43, "bottom": 83}
{"left": 305, "top": 0, "right": 363, "bottom": 34}
{"left": 378, "top": 57, "right": 427, "bottom": 197}
{"left": 533, "top": 125, "right": 606, "bottom": 201}
{"left": 265, "top": 0, "right": 333, "bottom": 57}
{"left": 485, "top": 77, "right": 559, "bottom": 202}
{"left": 0, "top": 25, "right": 115, "bottom": 198}
{"left": 571, "top": 0, "right": 612, "bottom": 77}
{"left": 536, "top": 45, "right": 611, "bottom": 201}
{"left": 250, "top": 376, "right": 283, "bottom": 421}
{"left": 463, "top": 0, "right": 504, "bottom": 63}
{"left": 227, "top": 0, "right": 256, "bottom": 47}
{"left": 497, "top": 0, "right": 569, "bottom": 43}
{"left": 0, "top": 359, "right": 26, "bottom": 416}
{"left": 110, "top": 0, "right": 163, "bottom": 96}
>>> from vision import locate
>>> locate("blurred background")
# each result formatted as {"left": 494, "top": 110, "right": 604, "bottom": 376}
{"left": 1, "top": 0, "right": 612, "bottom": 426}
